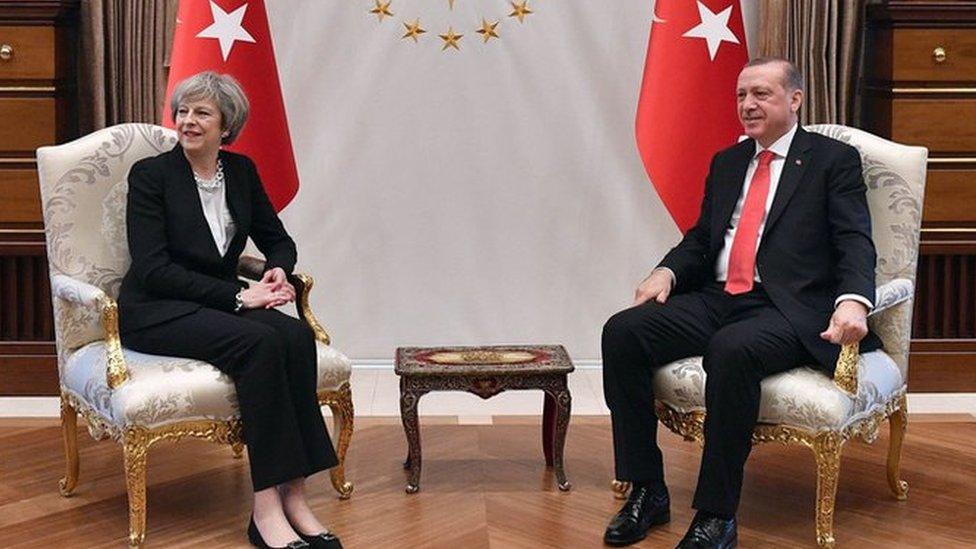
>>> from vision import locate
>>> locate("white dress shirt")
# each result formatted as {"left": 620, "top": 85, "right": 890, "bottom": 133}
{"left": 714, "top": 123, "right": 798, "bottom": 283}
{"left": 659, "top": 123, "right": 872, "bottom": 310}
{"left": 194, "top": 160, "right": 236, "bottom": 256}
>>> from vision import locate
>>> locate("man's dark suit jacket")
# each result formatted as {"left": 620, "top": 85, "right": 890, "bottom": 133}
{"left": 658, "top": 127, "right": 881, "bottom": 370}
{"left": 118, "top": 144, "right": 297, "bottom": 334}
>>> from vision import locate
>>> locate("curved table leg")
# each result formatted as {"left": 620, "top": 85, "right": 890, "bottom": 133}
{"left": 543, "top": 391, "right": 556, "bottom": 467}
{"left": 400, "top": 384, "right": 425, "bottom": 494}
{"left": 547, "top": 380, "right": 572, "bottom": 491}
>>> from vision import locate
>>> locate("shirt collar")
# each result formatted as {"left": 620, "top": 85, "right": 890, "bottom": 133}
{"left": 754, "top": 123, "right": 798, "bottom": 160}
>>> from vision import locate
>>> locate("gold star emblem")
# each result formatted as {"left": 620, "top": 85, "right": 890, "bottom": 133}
{"left": 509, "top": 1, "right": 533, "bottom": 23}
{"left": 439, "top": 27, "right": 463, "bottom": 51}
{"left": 402, "top": 19, "right": 426, "bottom": 42}
{"left": 476, "top": 18, "right": 500, "bottom": 43}
{"left": 369, "top": 0, "right": 393, "bottom": 22}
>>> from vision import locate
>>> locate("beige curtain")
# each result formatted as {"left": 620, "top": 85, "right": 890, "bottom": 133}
{"left": 78, "top": 0, "right": 178, "bottom": 131}
{"left": 758, "top": 0, "right": 866, "bottom": 125}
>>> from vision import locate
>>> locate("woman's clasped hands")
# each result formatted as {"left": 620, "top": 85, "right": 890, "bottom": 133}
{"left": 240, "top": 267, "right": 297, "bottom": 309}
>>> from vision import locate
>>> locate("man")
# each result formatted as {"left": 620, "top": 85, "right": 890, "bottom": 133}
{"left": 602, "top": 57, "right": 880, "bottom": 548}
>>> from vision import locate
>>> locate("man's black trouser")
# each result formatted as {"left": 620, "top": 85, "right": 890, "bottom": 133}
{"left": 602, "top": 282, "right": 816, "bottom": 516}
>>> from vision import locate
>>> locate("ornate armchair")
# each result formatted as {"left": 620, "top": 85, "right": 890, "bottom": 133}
{"left": 36, "top": 124, "right": 355, "bottom": 547}
{"left": 612, "top": 125, "right": 927, "bottom": 548}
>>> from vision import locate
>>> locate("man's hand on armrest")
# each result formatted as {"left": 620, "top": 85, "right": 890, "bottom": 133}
{"left": 820, "top": 300, "right": 869, "bottom": 345}
{"left": 633, "top": 268, "right": 675, "bottom": 306}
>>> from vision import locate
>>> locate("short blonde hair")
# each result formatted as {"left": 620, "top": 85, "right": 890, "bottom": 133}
{"left": 169, "top": 71, "right": 249, "bottom": 144}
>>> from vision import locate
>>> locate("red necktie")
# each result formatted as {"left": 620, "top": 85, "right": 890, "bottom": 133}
{"left": 725, "top": 150, "right": 776, "bottom": 295}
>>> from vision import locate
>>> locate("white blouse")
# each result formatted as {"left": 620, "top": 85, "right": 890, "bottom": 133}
{"left": 193, "top": 159, "right": 236, "bottom": 256}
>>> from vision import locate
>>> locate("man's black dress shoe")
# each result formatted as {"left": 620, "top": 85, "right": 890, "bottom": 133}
{"left": 603, "top": 485, "right": 670, "bottom": 546}
{"left": 247, "top": 516, "right": 310, "bottom": 549}
{"left": 675, "top": 513, "right": 737, "bottom": 549}
{"left": 296, "top": 530, "right": 343, "bottom": 549}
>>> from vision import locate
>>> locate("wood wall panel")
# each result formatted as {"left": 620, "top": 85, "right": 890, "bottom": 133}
{"left": 865, "top": 1, "right": 976, "bottom": 392}
{"left": 0, "top": 2, "right": 78, "bottom": 397}
{"left": 923, "top": 168, "right": 976, "bottom": 224}
{"left": 891, "top": 99, "right": 976, "bottom": 154}
{"left": 0, "top": 168, "right": 42, "bottom": 223}
{"left": 0, "top": 25, "right": 55, "bottom": 80}
{"left": 0, "top": 98, "right": 55, "bottom": 152}
{"left": 909, "top": 340, "right": 976, "bottom": 391}
{"left": 0, "top": 253, "right": 52, "bottom": 341}
{"left": 0, "top": 3, "right": 78, "bottom": 396}
{"left": 892, "top": 28, "right": 976, "bottom": 81}
{"left": 913, "top": 253, "right": 976, "bottom": 339}
{"left": 0, "top": 353, "right": 57, "bottom": 395}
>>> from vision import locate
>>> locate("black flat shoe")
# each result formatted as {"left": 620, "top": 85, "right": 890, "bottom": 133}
{"left": 675, "top": 513, "right": 737, "bottom": 549}
{"left": 297, "top": 530, "right": 343, "bottom": 549}
{"left": 248, "top": 516, "right": 310, "bottom": 549}
{"left": 603, "top": 485, "right": 670, "bottom": 546}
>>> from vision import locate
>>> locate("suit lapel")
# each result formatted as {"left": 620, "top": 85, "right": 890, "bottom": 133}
{"left": 219, "top": 151, "right": 249, "bottom": 258}
{"left": 167, "top": 145, "right": 224, "bottom": 260}
{"left": 763, "top": 127, "right": 812, "bottom": 235}
{"left": 219, "top": 150, "right": 246, "bottom": 227}
{"left": 711, "top": 140, "right": 754, "bottom": 250}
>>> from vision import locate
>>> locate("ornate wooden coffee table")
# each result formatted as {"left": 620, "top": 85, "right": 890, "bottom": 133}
{"left": 395, "top": 344, "right": 574, "bottom": 493}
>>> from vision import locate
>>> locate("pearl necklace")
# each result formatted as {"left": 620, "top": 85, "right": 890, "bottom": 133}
{"left": 193, "top": 158, "right": 225, "bottom": 193}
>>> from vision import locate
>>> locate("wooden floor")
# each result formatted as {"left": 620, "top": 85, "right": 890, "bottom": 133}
{"left": 0, "top": 415, "right": 974, "bottom": 548}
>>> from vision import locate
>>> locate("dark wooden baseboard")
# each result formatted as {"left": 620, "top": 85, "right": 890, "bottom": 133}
{"left": 0, "top": 342, "right": 57, "bottom": 396}
{"left": 908, "top": 339, "right": 976, "bottom": 392}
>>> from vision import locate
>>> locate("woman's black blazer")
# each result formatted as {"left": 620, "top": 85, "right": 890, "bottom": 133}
{"left": 118, "top": 144, "right": 297, "bottom": 334}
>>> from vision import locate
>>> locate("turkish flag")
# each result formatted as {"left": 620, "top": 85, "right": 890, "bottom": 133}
{"left": 635, "top": 0, "right": 749, "bottom": 233}
{"left": 163, "top": 0, "right": 298, "bottom": 211}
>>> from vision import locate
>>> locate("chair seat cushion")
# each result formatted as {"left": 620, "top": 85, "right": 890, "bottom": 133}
{"left": 652, "top": 351, "right": 904, "bottom": 431}
{"left": 61, "top": 340, "right": 351, "bottom": 430}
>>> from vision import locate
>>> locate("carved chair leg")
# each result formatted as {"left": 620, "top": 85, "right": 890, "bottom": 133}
{"left": 59, "top": 394, "right": 79, "bottom": 497}
{"left": 611, "top": 480, "right": 631, "bottom": 500}
{"left": 812, "top": 432, "right": 843, "bottom": 549}
{"left": 231, "top": 442, "right": 245, "bottom": 459}
{"left": 887, "top": 394, "right": 909, "bottom": 500}
{"left": 322, "top": 384, "right": 354, "bottom": 499}
{"left": 123, "top": 430, "right": 149, "bottom": 548}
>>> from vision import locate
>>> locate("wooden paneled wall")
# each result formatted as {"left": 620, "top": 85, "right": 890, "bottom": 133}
{"left": 864, "top": 1, "right": 976, "bottom": 392}
{"left": 0, "top": 1, "right": 78, "bottom": 396}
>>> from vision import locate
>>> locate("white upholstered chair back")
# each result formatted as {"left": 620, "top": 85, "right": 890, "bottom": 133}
{"left": 36, "top": 124, "right": 177, "bottom": 365}
{"left": 806, "top": 125, "right": 927, "bottom": 379}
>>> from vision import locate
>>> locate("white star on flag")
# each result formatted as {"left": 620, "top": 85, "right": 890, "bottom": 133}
{"left": 681, "top": 1, "right": 740, "bottom": 61}
{"left": 196, "top": 1, "right": 256, "bottom": 62}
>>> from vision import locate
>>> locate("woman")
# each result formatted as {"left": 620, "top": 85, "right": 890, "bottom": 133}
{"left": 118, "top": 71, "right": 341, "bottom": 549}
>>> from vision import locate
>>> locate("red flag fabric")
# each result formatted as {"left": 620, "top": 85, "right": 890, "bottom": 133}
{"left": 163, "top": 0, "right": 298, "bottom": 211}
{"left": 635, "top": 0, "right": 749, "bottom": 233}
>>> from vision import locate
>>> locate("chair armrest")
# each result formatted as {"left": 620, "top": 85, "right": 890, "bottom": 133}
{"left": 870, "top": 278, "right": 914, "bottom": 317}
{"left": 50, "top": 275, "right": 129, "bottom": 389}
{"left": 833, "top": 278, "right": 915, "bottom": 396}
{"left": 236, "top": 255, "right": 333, "bottom": 345}
{"left": 833, "top": 343, "right": 859, "bottom": 396}
{"left": 292, "top": 273, "right": 333, "bottom": 346}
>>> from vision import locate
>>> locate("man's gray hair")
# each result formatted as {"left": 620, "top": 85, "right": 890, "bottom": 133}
{"left": 169, "top": 71, "right": 250, "bottom": 144}
{"left": 744, "top": 57, "right": 804, "bottom": 92}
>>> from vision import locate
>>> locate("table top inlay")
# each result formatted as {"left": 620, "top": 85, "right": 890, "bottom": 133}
{"left": 396, "top": 345, "right": 574, "bottom": 376}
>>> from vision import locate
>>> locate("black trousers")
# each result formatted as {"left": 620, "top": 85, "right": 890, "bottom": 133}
{"left": 122, "top": 307, "right": 338, "bottom": 491}
{"left": 602, "top": 282, "right": 816, "bottom": 516}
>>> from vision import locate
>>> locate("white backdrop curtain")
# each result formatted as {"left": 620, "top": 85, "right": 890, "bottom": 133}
{"left": 264, "top": 1, "right": 758, "bottom": 361}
